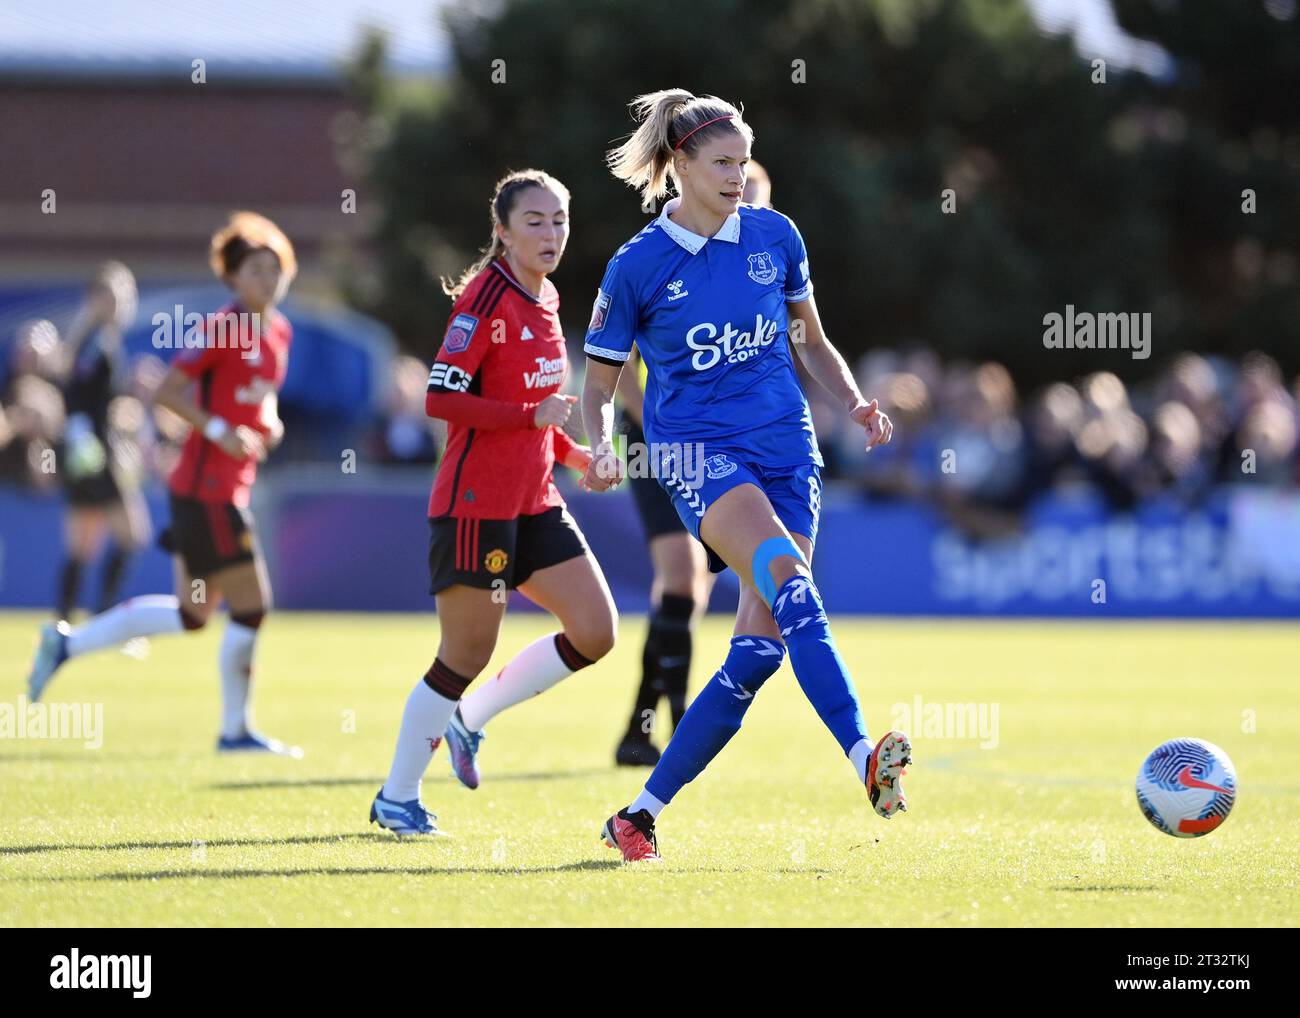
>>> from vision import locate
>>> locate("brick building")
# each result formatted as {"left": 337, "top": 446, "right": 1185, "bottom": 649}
{"left": 0, "top": 63, "right": 372, "bottom": 286}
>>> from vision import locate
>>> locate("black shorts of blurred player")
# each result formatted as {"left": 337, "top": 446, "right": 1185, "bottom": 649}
{"left": 60, "top": 458, "right": 153, "bottom": 620}
{"left": 159, "top": 493, "right": 259, "bottom": 582}
{"left": 157, "top": 492, "right": 272, "bottom": 628}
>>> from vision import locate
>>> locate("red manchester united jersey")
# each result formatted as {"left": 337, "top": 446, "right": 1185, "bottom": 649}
{"left": 168, "top": 303, "right": 291, "bottom": 507}
{"left": 426, "top": 257, "right": 574, "bottom": 519}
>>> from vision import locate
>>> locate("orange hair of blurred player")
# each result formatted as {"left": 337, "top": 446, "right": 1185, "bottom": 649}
{"left": 209, "top": 211, "right": 298, "bottom": 283}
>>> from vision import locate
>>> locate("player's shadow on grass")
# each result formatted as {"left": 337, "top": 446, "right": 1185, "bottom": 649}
{"left": 1051, "top": 885, "right": 1161, "bottom": 892}
{"left": 0, "top": 832, "right": 393, "bottom": 856}
{"left": 0, "top": 751, "right": 167, "bottom": 763}
{"left": 30, "top": 860, "right": 627, "bottom": 881}
{"left": 209, "top": 769, "right": 610, "bottom": 791}
{"left": 20, "top": 862, "right": 834, "bottom": 882}
{"left": 32, "top": 861, "right": 835, "bottom": 881}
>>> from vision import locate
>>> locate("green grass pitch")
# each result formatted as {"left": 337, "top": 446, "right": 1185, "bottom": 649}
{"left": 1, "top": 610, "right": 1296, "bottom": 927}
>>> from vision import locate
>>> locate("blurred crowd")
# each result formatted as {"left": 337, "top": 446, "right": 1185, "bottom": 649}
{"left": 365, "top": 353, "right": 443, "bottom": 465}
{"left": 4, "top": 277, "right": 1297, "bottom": 542}
{"left": 0, "top": 304, "right": 444, "bottom": 493}
{"left": 0, "top": 316, "right": 180, "bottom": 493}
{"left": 810, "top": 348, "right": 1300, "bottom": 538}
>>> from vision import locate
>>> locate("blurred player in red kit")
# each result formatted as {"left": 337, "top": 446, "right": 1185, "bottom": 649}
{"left": 370, "top": 170, "right": 617, "bottom": 837}
{"left": 26, "top": 212, "right": 302, "bottom": 757}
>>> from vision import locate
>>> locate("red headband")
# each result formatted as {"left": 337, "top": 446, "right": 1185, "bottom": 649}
{"left": 674, "top": 114, "right": 734, "bottom": 151}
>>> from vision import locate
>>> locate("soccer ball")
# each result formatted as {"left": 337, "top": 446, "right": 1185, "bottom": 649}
{"left": 1136, "top": 738, "right": 1236, "bottom": 838}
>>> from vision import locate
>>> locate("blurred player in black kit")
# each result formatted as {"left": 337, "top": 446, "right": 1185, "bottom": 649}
{"left": 56, "top": 261, "right": 153, "bottom": 620}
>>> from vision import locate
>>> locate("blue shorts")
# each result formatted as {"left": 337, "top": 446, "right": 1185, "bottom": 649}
{"left": 655, "top": 447, "right": 822, "bottom": 574}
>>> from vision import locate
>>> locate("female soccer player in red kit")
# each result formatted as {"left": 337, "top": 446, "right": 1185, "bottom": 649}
{"left": 370, "top": 170, "right": 618, "bottom": 837}
{"left": 27, "top": 212, "right": 301, "bottom": 756}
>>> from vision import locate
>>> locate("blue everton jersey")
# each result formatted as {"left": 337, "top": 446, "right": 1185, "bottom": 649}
{"left": 584, "top": 198, "right": 823, "bottom": 469}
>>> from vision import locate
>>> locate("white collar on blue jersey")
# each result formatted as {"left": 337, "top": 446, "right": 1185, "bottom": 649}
{"left": 656, "top": 196, "right": 741, "bottom": 254}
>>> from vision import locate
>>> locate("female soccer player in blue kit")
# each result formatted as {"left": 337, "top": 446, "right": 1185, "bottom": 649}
{"left": 581, "top": 89, "right": 912, "bottom": 862}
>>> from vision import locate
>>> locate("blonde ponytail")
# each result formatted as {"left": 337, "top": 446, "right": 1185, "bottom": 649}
{"left": 606, "top": 89, "right": 753, "bottom": 213}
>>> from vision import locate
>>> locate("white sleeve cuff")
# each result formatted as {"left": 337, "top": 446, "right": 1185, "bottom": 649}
{"left": 584, "top": 343, "right": 631, "bottom": 362}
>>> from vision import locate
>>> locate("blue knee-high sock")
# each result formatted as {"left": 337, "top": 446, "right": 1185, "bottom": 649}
{"left": 644, "top": 635, "right": 786, "bottom": 805}
{"left": 771, "top": 575, "right": 867, "bottom": 754}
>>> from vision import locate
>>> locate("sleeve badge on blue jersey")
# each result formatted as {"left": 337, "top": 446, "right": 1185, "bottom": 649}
{"left": 443, "top": 312, "right": 479, "bottom": 354}
{"left": 588, "top": 288, "right": 611, "bottom": 333}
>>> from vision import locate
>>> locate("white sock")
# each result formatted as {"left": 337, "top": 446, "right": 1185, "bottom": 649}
{"left": 628, "top": 788, "right": 667, "bottom": 820}
{"left": 383, "top": 680, "right": 458, "bottom": 803}
{"left": 849, "top": 737, "right": 873, "bottom": 784}
{"left": 219, "top": 619, "right": 258, "bottom": 739}
{"left": 458, "top": 632, "right": 581, "bottom": 732}
{"left": 66, "top": 595, "right": 184, "bottom": 658}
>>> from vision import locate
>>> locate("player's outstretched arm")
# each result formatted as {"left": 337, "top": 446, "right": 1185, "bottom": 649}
{"left": 787, "top": 295, "right": 893, "bottom": 451}
{"left": 580, "top": 358, "right": 626, "bottom": 492}
{"left": 153, "top": 362, "right": 265, "bottom": 462}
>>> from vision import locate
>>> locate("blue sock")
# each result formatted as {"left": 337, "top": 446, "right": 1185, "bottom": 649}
{"left": 644, "top": 635, "right": 786, "bottom": 805}
{"left": 771, "top": 575, "right": 867, "bottom": 755}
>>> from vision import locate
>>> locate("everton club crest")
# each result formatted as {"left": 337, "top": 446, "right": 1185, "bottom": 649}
{"left": 747, "top": 251, "right": 778, "bottom": 285}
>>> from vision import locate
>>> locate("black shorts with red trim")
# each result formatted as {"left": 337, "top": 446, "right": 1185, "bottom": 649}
{"left": 427, "top": 505, "right": 588, "bottom": 595}
{"left": 159, "top": 494, "right": 257, "bottom": 578}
